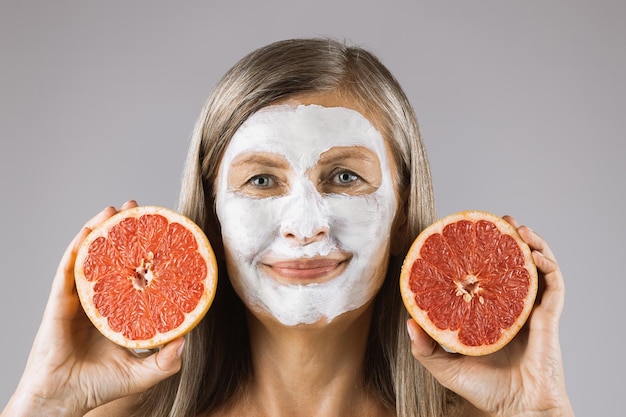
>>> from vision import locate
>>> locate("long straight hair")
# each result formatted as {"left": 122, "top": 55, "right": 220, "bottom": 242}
{"left": 132, "top": 38, "right": 459, "bottom": 417}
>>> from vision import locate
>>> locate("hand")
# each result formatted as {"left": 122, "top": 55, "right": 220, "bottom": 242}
{"left": 2, "top": 201, "right": 185, "bottom": 417}
{"left": 407, "top": 215, "right": 574, "bottom": 417}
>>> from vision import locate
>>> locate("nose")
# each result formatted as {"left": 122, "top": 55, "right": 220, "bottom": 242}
{"left": 282, "top": 225, "right": 329, "bottom": 244}
{"left": 279, "top": 182, "right": 330, "bottom": 245}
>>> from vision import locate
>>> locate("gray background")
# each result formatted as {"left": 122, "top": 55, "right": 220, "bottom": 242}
{"left": 1, "top": 1, "right": 623, "bottom": 414}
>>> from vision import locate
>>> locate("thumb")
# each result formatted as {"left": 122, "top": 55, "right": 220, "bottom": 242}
{"left": 407, "top": 319, "right": 440, "bottom": 357}
{"left": 132, "top": 338, "right": 185, "bottom": 392}
{"left": 406, "top": 320, "right": 464, "bottom": 388}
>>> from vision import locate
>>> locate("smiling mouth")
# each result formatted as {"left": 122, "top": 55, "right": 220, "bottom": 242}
{"left": 260, "top": 256, "right": 351, "bottom": 283}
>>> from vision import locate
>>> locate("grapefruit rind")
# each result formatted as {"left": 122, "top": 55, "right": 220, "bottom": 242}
{"left": 399, "top": 210, "right": 538, "bottom": 356}
{"left": 74, "top": 206, "right": 218, "bottom": 350}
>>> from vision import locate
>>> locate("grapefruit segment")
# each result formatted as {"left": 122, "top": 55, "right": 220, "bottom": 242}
{"left": 75, "top": 206, "right": 218, "bottom": 349}
{"left": 400, "top": 210, "right": 538, "bottom": 356}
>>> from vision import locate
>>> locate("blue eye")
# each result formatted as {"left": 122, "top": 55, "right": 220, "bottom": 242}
{"left": 250, "top": 175, "right": 274, "bottom": 187}
{"left": 334, "top": 171, "right": 359, "bottom": 184}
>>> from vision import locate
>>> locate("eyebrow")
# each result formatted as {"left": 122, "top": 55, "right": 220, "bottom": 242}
{"left": 317, "top": 146, "right": 379, "bottom": 165}
{"left": 230, "top": 152, "right": 291, "bottom": 170}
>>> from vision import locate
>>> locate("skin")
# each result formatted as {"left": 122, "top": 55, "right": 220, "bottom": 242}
{"left": 211, "top": 95, "right": 399, "bottom": 416}
{"left": 408, "top": 216, "right": 575, "bottom": 417}
{"left": 215, "top": 103, "right": 397, "bottom": 327}
{"left": 1, "top": 200, "right": 183, "bottom": 417}
{"left": 0, "top": 93, "right": 574, "bottom": 417}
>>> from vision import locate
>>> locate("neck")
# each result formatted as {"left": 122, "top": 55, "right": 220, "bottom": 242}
{"left": 232, "top": 303, "right": 392, "bottom": 417}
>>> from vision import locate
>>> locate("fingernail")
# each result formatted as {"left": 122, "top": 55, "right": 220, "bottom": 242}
{"left": 176, "top": 339, "right": 185, "bottom": 358}
{"left": 406, "top": 321, "right": 416, "bottom": 342}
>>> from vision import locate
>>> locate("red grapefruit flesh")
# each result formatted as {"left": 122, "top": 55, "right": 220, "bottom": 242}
{"left": 400, "top": 210, "right": 538, "bottom": 356}
{"left": 74, "top": 206, "right": 218, "bottom": 349}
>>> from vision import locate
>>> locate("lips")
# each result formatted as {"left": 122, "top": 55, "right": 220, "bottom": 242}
{"left": 260, "top": 255, "right": 351, "bottom": 283}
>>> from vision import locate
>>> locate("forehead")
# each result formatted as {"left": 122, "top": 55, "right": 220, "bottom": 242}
{"left": 222, "top": 104, "right": 387, "bottom": 169}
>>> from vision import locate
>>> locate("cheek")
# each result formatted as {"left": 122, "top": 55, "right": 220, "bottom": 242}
{"left": 327, "top": 193, "right": 396, "bottom": 252}
{"left": 216, "top": 194, "right": 279, "bottom": 259}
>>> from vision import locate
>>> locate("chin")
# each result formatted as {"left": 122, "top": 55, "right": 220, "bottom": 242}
{"left": 248, "top": 299, "right": 375, "bottom": 331}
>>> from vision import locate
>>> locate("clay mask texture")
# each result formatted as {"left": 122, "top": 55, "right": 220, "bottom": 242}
{"left": 216, "top": 104, "right": 398, "bottom": 325}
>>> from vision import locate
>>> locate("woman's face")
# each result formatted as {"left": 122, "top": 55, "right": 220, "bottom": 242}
{"left": 215, "top": 95, "right": 400, "bottom": 326}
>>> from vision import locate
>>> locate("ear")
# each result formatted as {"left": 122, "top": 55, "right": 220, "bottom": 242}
{"left": 390, "top": 189, "right": 409, "bottom": 256}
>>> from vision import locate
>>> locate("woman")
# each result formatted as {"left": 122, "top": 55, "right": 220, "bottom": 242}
{"left": 2, "top": 38, "right": 574, "bottom": 417}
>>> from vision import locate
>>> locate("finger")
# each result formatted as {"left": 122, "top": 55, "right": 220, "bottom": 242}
{"left": 516, "top": 225, "right": 559, "bottom": 279}
{"left": 132, "top": 338, "right": 185, "bottom": 393}
{"left": 50, "top": 205, "right": 119, "bottom": 300}
{"left": 516, "top": 225, "right": 556, "bottom": 261}
{"left": 502, "top": 218, "right": 562, "bottom": 286}
{"left": 50, "top": 226, "right": 92, "bottom": 301}
{"left": 511, "top": 227, "right": 566, "bottom": 325}
{"left": 407, "top": 319, "right": 440, "bottom": 357}
{"left": 47, "top": 205, "right": 129, "bottom": 319}
{"left": 502, "top": 215, "right": 556, "bottom": 258}
{"left": 406, "top": 320, "right": 464, "bottom": 390}
{"left": 530, "top": 251, "right": 566, "bottom": 324}
{"left": 84, "top": 202, "right": 137, "bottom": 229}
{"left": 85, "top": 205, "right": 118, "bottom": 229}
{"left": 502, "top": 214, "right": 520, "bottom": 229}
{"left": 119, "top": 200, "right": 138, "bottom": 211}
{"left": 34, "top": 226, "right": 95, "bottom": 349}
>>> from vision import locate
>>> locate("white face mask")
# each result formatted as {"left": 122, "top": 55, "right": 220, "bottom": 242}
{"left": 215, "top": 104, "right": 398, "bottom": 326}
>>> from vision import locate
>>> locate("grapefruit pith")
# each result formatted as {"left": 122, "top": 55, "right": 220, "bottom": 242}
{"left": 400, "top": 210, "right": 538, "bottom": 356}
{"left": 74, "top": 206, "right": 218, "bottom": 349}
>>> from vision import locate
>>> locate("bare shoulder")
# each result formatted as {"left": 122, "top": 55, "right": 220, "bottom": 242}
{"left": 84, "top": 395, "right": 139, "bottom": 417}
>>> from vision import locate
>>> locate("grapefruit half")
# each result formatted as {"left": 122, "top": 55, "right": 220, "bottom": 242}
{"left": 74, "top": 206, "right": 218, "bottom": 349}
{"left": 400, "top": 210, "right": 538, "bottom": 356}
